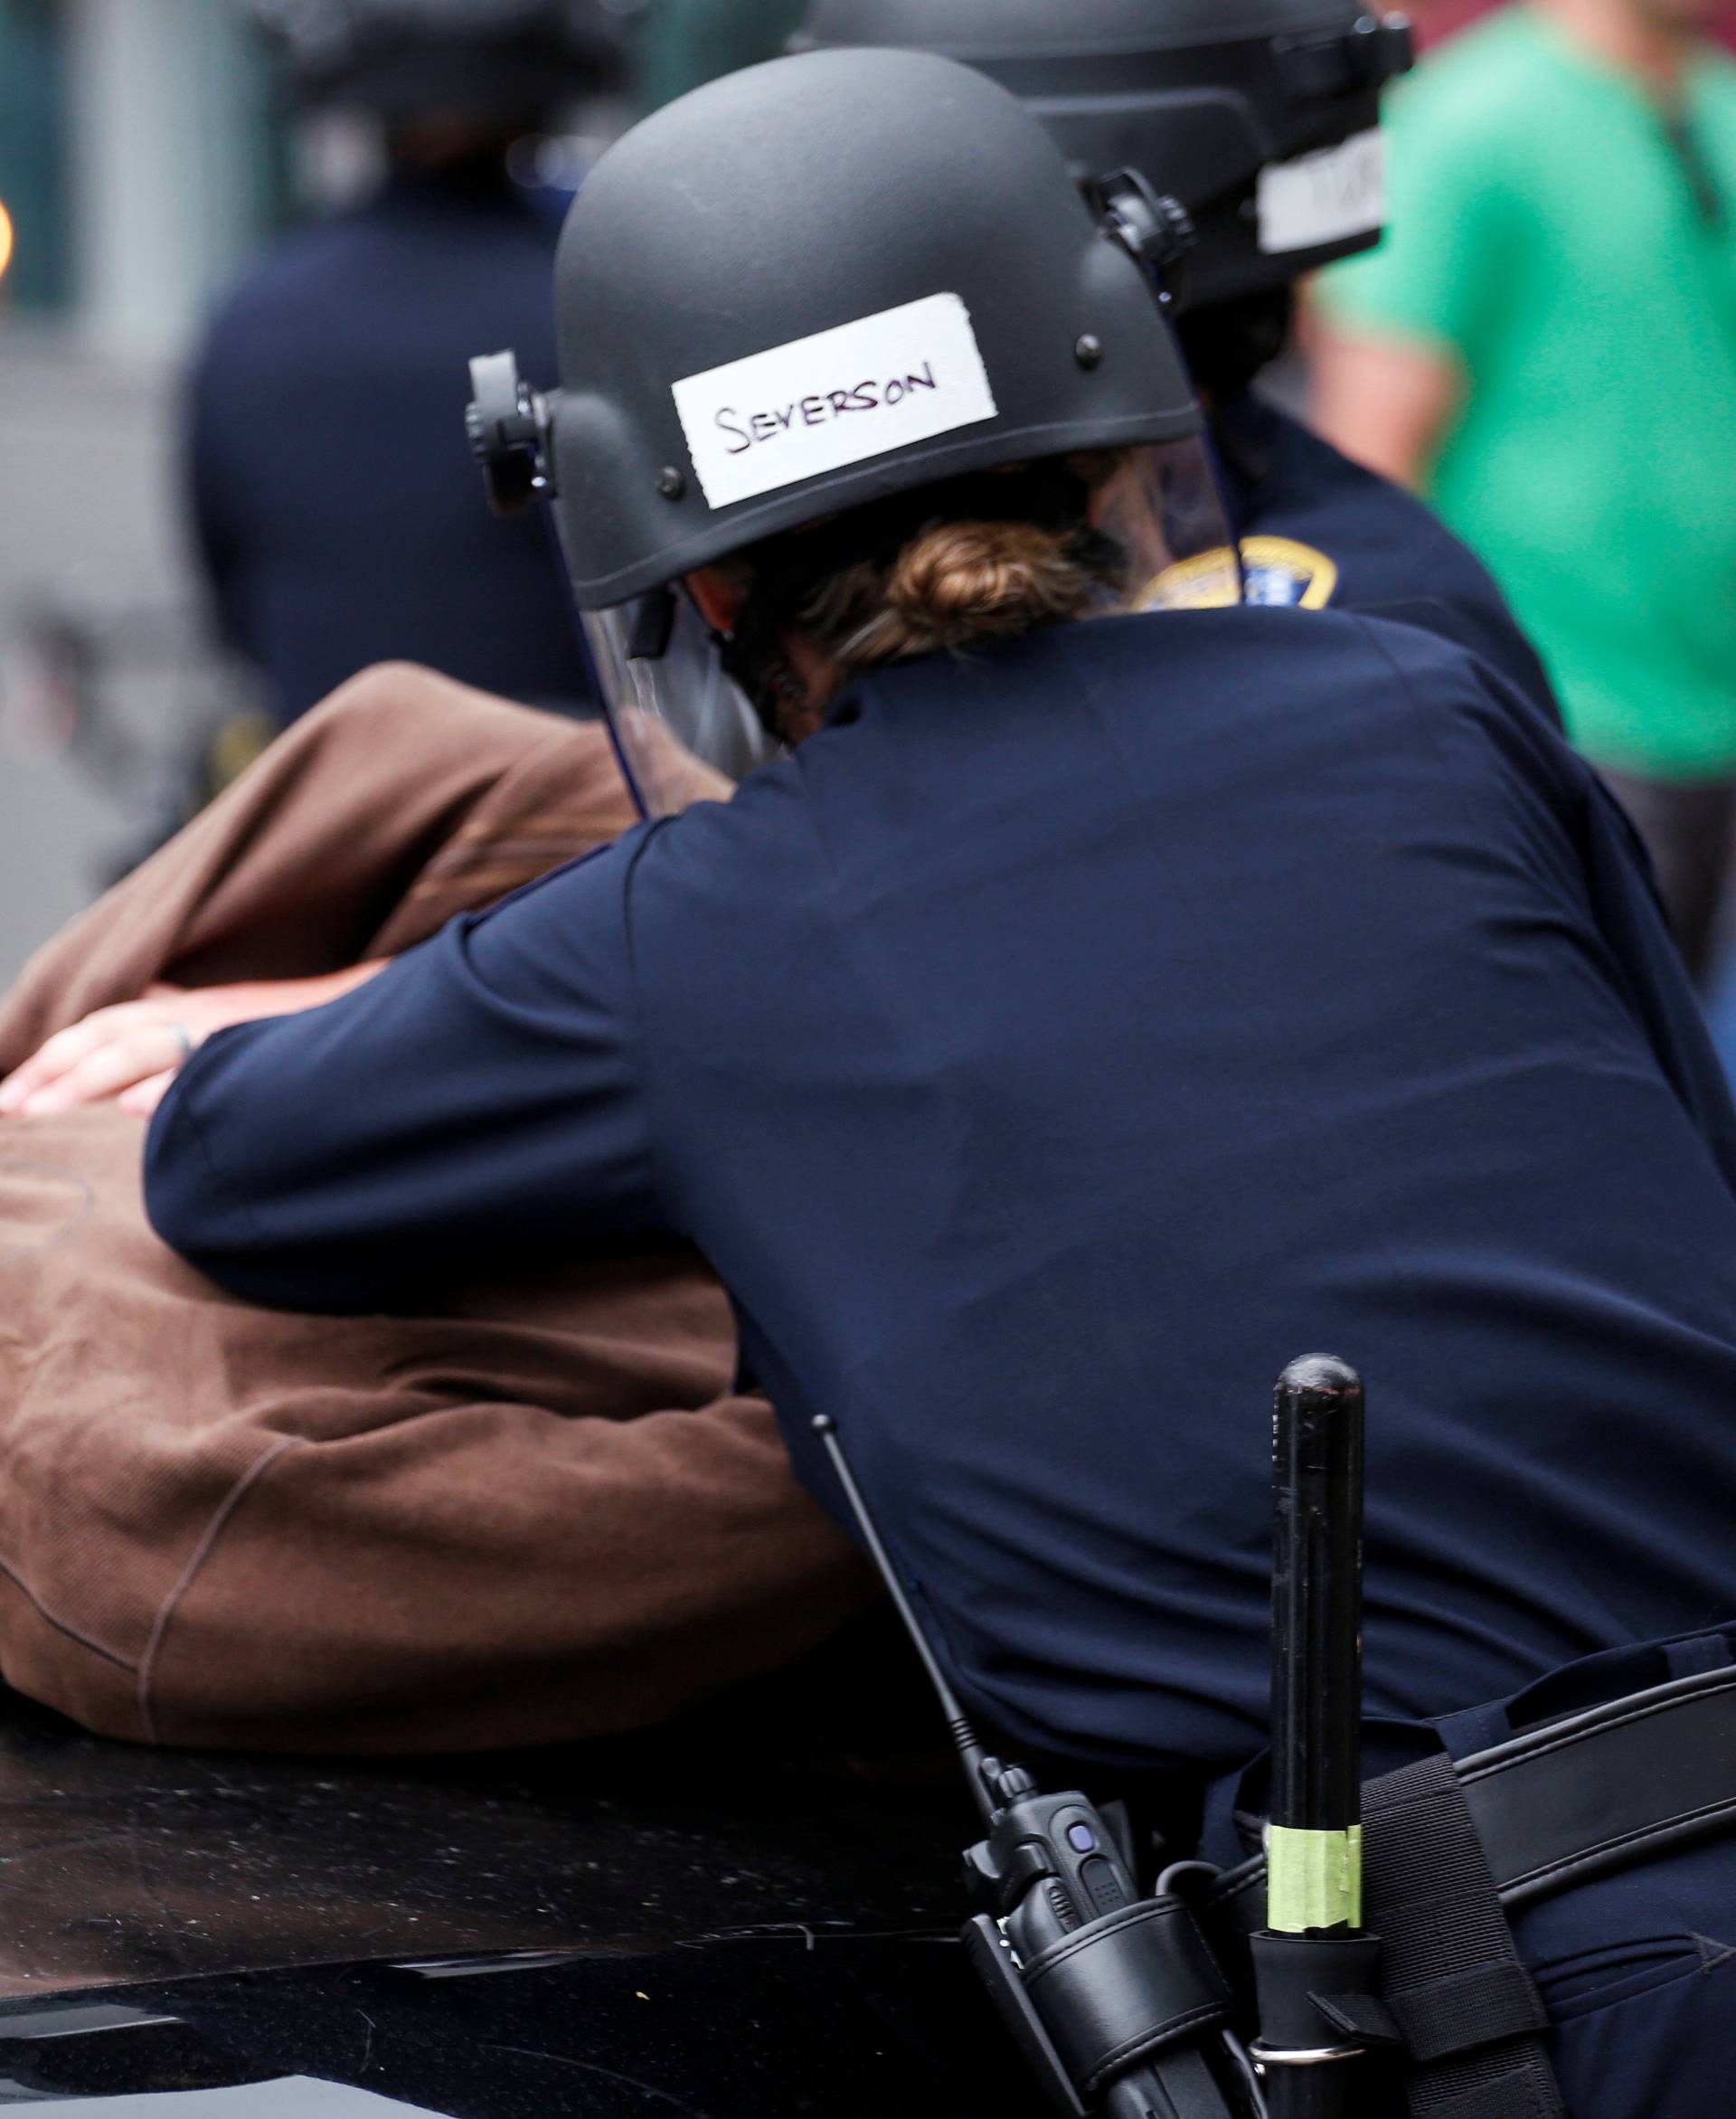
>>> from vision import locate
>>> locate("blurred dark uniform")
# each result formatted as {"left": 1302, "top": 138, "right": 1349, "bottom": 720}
{"left": 184, "top": 0, "right": 621, "bottom": 759}
{"left": 188, "top": 158, "right": 590, "bottom": 730}
{"left": 1210, "top": 380, "right": 1562, "bottom": 727}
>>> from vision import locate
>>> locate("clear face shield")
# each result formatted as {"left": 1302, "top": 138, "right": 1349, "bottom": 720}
{"left": 582, "top": 435, "right": 1243, "bottom": 819}
{"left": 581, "top": 591, "right": 780, "bottom": 822}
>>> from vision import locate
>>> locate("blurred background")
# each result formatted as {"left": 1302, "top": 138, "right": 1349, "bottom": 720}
{"left": 2, "top": 0, "right": 1734, "bottom": 1006}
{"left": 0, "top": 0, "right": 809, "bottom": 979}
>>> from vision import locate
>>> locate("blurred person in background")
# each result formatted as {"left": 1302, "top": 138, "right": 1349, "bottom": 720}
{"left": 797, "top": 0, "right": 1564, "bottom": 727}
{"left": 1311, "top": 0, "right": 1736, "bottom": 983}
{"left": 184, "top": 0, "right": 626, "bottom": 777}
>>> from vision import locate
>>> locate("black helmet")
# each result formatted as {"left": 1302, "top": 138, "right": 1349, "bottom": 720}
{"left": 469, "top": 48, "right": 1240, "bottom": 812}
{"left": 245, "top": 0, "right": 633, "bottom": 118}
{"left": 545, "top": 47, "right": 1203, "bottom": 603}
{"left": 794, "top": 0, "right": 1414, "bottom": 310}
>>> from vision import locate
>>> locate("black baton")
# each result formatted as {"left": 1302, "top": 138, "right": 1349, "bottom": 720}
{"left": 1250, "top": 1356, "right": 1381, "bottom": 2117}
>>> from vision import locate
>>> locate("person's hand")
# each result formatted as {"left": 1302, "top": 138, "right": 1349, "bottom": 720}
{"left": 0, "top": 964, "right": 388, "bottom": 1121}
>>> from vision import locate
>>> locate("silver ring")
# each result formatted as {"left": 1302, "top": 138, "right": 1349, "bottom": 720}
{"left": 167, "top": 1023, "right": 195, "bottom": 1063}
{"left": 1248, "top": 2039, "right": 1368, "bottom": 2069}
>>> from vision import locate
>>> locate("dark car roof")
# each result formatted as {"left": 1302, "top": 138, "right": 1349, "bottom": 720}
{"left": 0, "top": 1692, "right": 1040, "bottom": 2113}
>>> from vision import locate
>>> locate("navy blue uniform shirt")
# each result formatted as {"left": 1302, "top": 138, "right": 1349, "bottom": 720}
{"left": 187, "top": 172, "right": 594, "bottom": 726}
{"left": 1215, "top": 393, "right": 1563, "bottom": 728}
{"left": 147, "top": 608, "right": 1736, "bottom": 1775}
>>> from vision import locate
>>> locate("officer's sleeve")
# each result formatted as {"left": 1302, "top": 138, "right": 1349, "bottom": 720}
{"left": 1381, "top": 623, "right": 1736, "bottom": 1194}
{"left": 1443, "top": 648, "right": 1736, "bottom": 1193}
{"left": 1577, "top": 774, "right": 1736, "bottom": 1197}
{"left": 1314, "top": 81, "right": 1524, "bottom": 366}
{"left": 144, "top": 837, "right": 670, "bottom": 1314}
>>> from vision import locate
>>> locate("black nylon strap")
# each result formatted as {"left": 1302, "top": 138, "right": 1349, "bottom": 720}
{"left": 1386, "top": 1961, "right": 1552, "bottom": 2065}
{"left": 1363, "top": 1752, "right": 1566, "bottom": 2119}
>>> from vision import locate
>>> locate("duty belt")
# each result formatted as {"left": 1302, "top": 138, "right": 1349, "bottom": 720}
{"left": 1201, "top": 1657, "right": 1736, "bottom": 2114}
{"left": 813, "top": 1354, "right": 1736, "bottom": 2119}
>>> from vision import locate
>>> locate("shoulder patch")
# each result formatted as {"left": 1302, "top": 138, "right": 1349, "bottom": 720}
{"left": 1137, "top": 545, "right": 1245, "bottom": 612}
{"left": 1240, "top": 536, "right": 1339, "bottom": 610}
{"left": 1140, "top": 537, "right": 1341, "bottom": 613}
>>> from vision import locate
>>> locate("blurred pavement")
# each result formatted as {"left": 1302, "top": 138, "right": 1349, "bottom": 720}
{"left": 0, "top": 335, "right": 222, "bottom": 986}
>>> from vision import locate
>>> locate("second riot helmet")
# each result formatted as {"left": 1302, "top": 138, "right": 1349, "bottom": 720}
{"left": 794, "top": 0, "right": 1415, "bottom": 311}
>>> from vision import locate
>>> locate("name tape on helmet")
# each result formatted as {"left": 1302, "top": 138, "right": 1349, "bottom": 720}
{"left": 1257, "top": 128, "right": 1386, "bottom": 256}
{"left": 671, "top": 293, "right": 999, "bottom": 512}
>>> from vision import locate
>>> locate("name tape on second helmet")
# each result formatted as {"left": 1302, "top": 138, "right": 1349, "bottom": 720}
{"left": 671, "top": 292, "right": 1000, "bottom": 512}
{"left": 1257, "top": 128, "right": 1386, "bottom": 256}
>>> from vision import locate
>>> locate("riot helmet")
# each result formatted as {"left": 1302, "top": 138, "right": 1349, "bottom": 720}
{"left": 245, "top": 0, "right": 633, "bottom": 120}
{"left": 794, "top": 0, "right": 1414, "bottom": 315}
{"left": 467, "top": 48, "right": 1241, "bottom": 815}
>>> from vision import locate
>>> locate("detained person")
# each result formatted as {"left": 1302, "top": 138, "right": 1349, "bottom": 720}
{"left": 0, "top": 671, "right": 868, "bottom": 1753}
{"left": 137, "top": 50, "right": 1736, "bottom": 2114}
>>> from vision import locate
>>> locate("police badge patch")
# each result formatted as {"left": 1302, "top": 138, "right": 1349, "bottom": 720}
{"left": 1143, "top": 536, "right": 1340, "bottom": 613}
{"left": 1238, "top": 536, "right": 1339, "bottom": 610}
{"left": 1137, "top": 545, "right": 1244, "bottom": 612}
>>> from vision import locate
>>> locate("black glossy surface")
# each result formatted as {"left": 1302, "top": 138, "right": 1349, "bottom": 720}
{"left": 0, "top": 1690, "right": 1046, "bottom": 2111}
{"left": 0, "top": 1692, "right": 970, "bottom": 1995}
{"left": 0, "top": 1940, "right": 1043, "bottom": 2114}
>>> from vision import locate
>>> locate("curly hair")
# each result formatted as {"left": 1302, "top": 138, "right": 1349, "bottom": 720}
{"left": 804, "top": 514, "right": 1104, "bottom": 671}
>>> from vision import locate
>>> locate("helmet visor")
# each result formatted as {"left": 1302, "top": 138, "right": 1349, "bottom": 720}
{"left": 587, "top": 436, "right": 1241, "bottom": 818}
{"left": 583, "top": 593, "right": 776, "bottom": 821}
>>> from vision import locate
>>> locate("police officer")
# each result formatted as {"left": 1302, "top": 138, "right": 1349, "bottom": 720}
{"left": 185, "top": 0, "right": 620, "bottom": 746}
{"left": 144, "top": 49, "right": 1736, "bottom": 2116}
{"left": 797, "top": 0, "right": 1563, "bottom": 724}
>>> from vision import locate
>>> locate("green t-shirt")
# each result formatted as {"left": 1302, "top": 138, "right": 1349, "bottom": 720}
{"left": 1320, "top": 6, "right": 1736, "bottom": 777}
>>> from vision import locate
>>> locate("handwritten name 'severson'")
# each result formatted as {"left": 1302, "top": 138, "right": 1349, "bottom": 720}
{"left": 715, "top": 363, "right": 939, "bottom": 457}
{"left": 672, "top": 296, "right": 997, "bottom": 508}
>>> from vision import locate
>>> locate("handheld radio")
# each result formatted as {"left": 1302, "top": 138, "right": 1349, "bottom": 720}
{"left": 810, "top": 1414, "right": 1259, "bottom": 2119}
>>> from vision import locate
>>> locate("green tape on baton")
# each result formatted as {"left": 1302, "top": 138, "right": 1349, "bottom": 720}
{"left": 1267, "top": 1823, "right": 1363, "bottom": 1933}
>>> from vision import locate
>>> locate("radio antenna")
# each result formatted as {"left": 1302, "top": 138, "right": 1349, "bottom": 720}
{"left": 812, "top": 1414, "right": 995, "bottom": 1827}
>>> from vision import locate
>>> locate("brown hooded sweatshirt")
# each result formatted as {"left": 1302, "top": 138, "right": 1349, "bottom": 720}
{"left": 0, "top": 664, "right": 871, "bottom": 1751}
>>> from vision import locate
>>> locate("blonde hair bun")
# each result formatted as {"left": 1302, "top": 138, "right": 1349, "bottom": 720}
{"left": 882, "top": 520, "right": 1092, "bottom": 654}
{"left": 779, "top": 456, "right": 1132, "bottom": 679}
